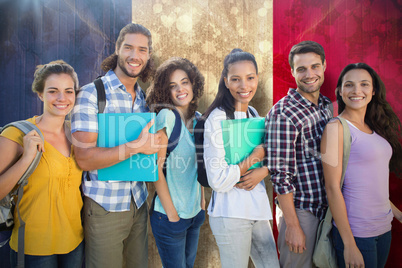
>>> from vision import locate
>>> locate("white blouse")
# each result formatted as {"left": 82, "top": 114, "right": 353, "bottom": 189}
{"left": 204, "top": 107, "right": 272, "bottom": 220}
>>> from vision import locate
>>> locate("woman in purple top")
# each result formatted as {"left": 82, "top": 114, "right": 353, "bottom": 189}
{"left": 321, "top": 63, "right": 402, "bottom": 268}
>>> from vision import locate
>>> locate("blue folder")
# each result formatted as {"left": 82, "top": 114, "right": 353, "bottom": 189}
{"left": 97, "top": 113, "right": 158, "bottom": 181}
{"left": 221, "top": 117, "right": 265, "bottom": 169}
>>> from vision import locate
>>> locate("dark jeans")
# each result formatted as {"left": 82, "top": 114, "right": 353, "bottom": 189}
{"left": 150, "top": 209, "right": 205, "bottom": 268}
{"left": 332, "top": 226, "right": 391, "bottom": 268}
{"left": 10, "top": 240, "right": 84, "bottom": 268}
{"left": 0, "top": 230, "right": 12, "bottom": 268}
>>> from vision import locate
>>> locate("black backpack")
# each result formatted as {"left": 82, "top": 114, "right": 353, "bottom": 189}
{"left": 194, "top": 108, "right": 257, "bottom": 188}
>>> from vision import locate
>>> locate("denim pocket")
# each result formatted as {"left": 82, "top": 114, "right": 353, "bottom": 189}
{"left": 151, "top": 211, "right": 188, "bottom": 238}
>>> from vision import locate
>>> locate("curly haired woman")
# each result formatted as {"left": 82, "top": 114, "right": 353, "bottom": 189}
{"left": 146, "top": 57, "right": 205, "bottom": 268}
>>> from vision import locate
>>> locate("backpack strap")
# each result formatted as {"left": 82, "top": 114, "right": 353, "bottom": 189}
{"left": 163, "top": 109, "right": 182, "bottom": 177}
{"left": 1, "top": 120, "right": 44, "bottom": 268}
{"left": 83, "top": 77, "right": 104, "bottom": 182}
{"left": 247, "top": 107, "right": 257, "bottom": 117}
{"left": 94, "top": 78, "right": 106, "bottom": 114}
{"left": 16, "top": 185, "right": 25, "bottom": 267}
{"left": 337, "top": 117, "right": 352, "bottom": 188}
{"left": 194, "top": 111, "right": 202, "bottom": 121}
{"left": 136, "top": 85, "right": 147, "bottom": 103}
{"left": 1, "top": 121, "right": 44, "bottom": 185}
{"left": 94, "top": 77, "right": 146, "bottom": 114}
{"left": 322, "top": 117, "right": 351, "bottom": 223}
{"left": 166, "top": 109, "right": 182, "bottom": 157}
{"left": 150, "top": 109, "right": 182, "bottom": 216}
{"left": 328, "top": 102, "right": 334, "bottom": 117}
{"left": 194, "top": 116, "right": 209, "bottom": 187}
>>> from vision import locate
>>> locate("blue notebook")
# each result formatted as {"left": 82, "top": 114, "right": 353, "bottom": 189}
{"left": 97, "top": 113, "right": 158, "bottom": 181}
{"left": 221, "top": 117, "right": 265, "bottom": 169}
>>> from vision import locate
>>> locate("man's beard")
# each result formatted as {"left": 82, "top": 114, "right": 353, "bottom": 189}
{"left": 117, "top": 56, "right": 146, "bottom": 78}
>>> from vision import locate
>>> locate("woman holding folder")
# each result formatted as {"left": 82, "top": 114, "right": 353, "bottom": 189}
{"left": 202, "top": 49, "right": 279, "bottom": 268}
{"left": 146, "top": 57, "right": 206, "bottom": 268}
{"left": 0, "top": 60, "right": 84, "bottom": 267}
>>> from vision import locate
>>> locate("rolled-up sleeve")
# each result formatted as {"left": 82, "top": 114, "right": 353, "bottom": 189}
{"left": 203, "top": 111, "right": 240, "bottom": 192}
{"left": 265, "top": 113, "right": 297, "bottom": 195}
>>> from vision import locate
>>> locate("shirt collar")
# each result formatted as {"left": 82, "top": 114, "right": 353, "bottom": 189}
{"left": 105, "top": 69, "right": 143, "bottom": 100}
{"left": 288, "top": 88, "right": 330, "bottom": 109}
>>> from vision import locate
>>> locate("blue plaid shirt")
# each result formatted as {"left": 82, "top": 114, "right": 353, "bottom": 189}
{"left": 71, "top": 70, "right": 149, "bottom": 212}
{"left": 265, "top": 88, "right": 332, "bottom": 219}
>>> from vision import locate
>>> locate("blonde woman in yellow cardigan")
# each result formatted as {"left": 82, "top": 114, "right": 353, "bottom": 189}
{"left": 0, "top": 60, "right": 83, "bottom": 268}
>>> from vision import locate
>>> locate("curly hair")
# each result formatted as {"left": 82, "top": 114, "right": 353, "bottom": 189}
{"left": 32, "top": 59, "right": 79, "bottom": 94}
{"left": 336, "top": 63, "right": 402, "bottom": 176}
{"left": 100, "top": 23, "right": 155, "bottom": 83}
{"left": 146, "top": 57, "right": 205, "bottom": 119}
{"left": 203, "top": 48, "right": 258, "bottom": 119}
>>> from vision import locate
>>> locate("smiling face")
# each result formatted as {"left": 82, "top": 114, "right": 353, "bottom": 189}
{"left": 224, "top": 60, "right": 258, "bottom": 112}
{"left": 291, "top": 52, "right": 326, "bottom": 103}
{"left": 115, "top": 33, "right": 151, "bottom": 80}
{"left": 38, "top": 73, "right": 76, "bottom": 117}
{"left": 169, "top": 69, "right": 194, "bottom": 112}
{"left": 339, "top": 68, "right": 374, "bottom": 111}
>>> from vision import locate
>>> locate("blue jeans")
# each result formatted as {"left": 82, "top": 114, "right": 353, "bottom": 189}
{"left": 332, "top": 226, "right": 391, "bottom": 268}
{"left": 10, "top": 240, "right": 84, "bottom": 268}
{"left": 150, "top": 209, "right": 205, "bottom": 268}
{"left": 209, "top": 217, "right": 279, "bottom": 268}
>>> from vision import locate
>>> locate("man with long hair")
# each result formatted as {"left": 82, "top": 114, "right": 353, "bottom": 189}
{"left": 71, "top": 23, "right": 161, "bottom": 268}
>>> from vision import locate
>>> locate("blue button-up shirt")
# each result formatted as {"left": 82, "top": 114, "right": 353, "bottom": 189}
{"left": 71, "top": 70, "right": 149, "bottom": 212}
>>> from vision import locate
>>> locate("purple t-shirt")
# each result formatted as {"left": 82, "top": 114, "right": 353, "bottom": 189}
{"left": 335, "top": 121, "right": 393, "bottom": 238}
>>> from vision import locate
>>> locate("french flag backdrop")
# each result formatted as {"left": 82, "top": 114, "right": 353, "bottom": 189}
{"left": 0, "top": 0, "right": 400, "bottom": 267}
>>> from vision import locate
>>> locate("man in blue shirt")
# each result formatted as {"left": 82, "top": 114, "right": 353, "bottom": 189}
{"left": 71, "top": 23, "right": 161, "bottom": 268}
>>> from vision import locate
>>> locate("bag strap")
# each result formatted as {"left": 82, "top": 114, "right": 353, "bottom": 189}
{"left": 338, "top": 117, "right": 351, "bottom": 188}
{"left": 162, "top": 109, "right": 182, "bottom": 176}
{"left": 1, "top": 120, "right": 45, "bottom": 268}
{"left": 150, "top": 109, "right": 182, "bottom": 216}
{"left": 94, "top": 78, "right": 106, "bottom": 114}
{"left": 248, "top": 107, "right": 257, "bottom": 117}
{"left": 166, "top": 109, "right": 182, "bottom": 157}
{"left": 323, "top": 117, "right": 351, "bottom": 222}
{"left": 328, "top": 102, "right": 334, "bottom": 117}
{"left": 1, "top": 121, "right": 44, "bottom": 186}
{"left": 16, "top": 185, "right": 25, "bottom": 268}
{"left": 94, "top": 76, "right": 146, "bottom": 114}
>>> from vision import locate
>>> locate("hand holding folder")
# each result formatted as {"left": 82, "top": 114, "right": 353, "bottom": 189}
{"left": 97, "top": 113, "right": 158, "bottom": 182}
{"left": 221, "top": 117, "right": 265, "bottom": 170}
